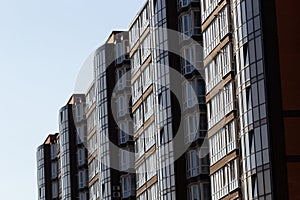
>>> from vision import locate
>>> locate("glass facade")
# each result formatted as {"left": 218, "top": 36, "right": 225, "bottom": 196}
{"left": 37, "top": 0, "right": 295, "bottom": 199}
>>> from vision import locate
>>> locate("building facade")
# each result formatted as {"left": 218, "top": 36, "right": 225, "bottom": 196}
{"left": 37, "top": 133, "right": 60, "bottom": 200}
{"left": 37, "top": 0, "right": 300, "bottom": 199}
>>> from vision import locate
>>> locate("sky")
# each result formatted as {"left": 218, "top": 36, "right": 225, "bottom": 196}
{"left": 0, "top": 0, "right": 144, "bottom": 199}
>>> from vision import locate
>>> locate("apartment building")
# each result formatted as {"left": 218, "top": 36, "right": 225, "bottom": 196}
{"left": 59, "top": 94, "right": 88, "bottom": 200}
{"left": 128, "top": 0, "right": 212, "bottom": 199}
{"left": 37, "top": 0, "right": 300, "bottom": 200}
{"left": 177, "top": 0, "right": 211, "bottom": 199}
{"left": 91, "top": 31, "right": 135, "bottom": 200}
{"left": 37, "top": 133, "right": 60, "bottom": 200}
{"left": 200, "top": 0, "right": 300, "bottom": 199}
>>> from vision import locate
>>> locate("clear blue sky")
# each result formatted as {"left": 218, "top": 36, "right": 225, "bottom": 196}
{"left": 0, "top": 0, "right": 143, "bottom": 199}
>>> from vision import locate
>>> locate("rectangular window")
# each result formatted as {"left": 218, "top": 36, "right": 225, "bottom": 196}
{"left": 144, "top": 94, "right": 154, "bottom": 121}
{"left": 118, "top": 95, "right": 127, "bottom": 117}
{"left": 184, "top": 79, "right": 206, "bottom": 109}
{"left": 211, "top": 166, "right": 228, "bottom": 200}
{"left": 181, "top": 46, "right": 194, "bottom": 74}
{"left": 129, "top": 20, "right": 140, "bottom": 49}
{"left": 132, "top": 76, "right": 142, "bottom": 103}
{"left": 51, "top": 162, "right": 57, "bottom": 179}
{"left": 184, "top": 114, "right": 199, "bottom": 144}
{"left": 78, "top": 171, "right": 86, "bottom": 188}
{"left": 146, "top": 153, "right": 157, "bottom": 180}
{"left": 119, "top": 122, "right": 129, "bottom": 144}
{"left": 147, "top": 183, "right": 158, "bottom": 200}
{"left": 52, "top": 182, "right": 58, "bottom": 198}
{"left": 228, "top": 159, "right": 238, "bottom": 191}
{"left": 135, "top": 134, "right": 145, "bottom": 159}
{"left": 144, "top": 123, "right": 155, "bottom": 150}
{"left": 142, "top": 64, "right": 153, "bottom": 91}
{"left": 140, "top": 6, "right": 149, "bottom": 32}
{"left": 181, "top": 14, "right": 192, "bottom": 40}
{"left": 189, "top": 184, "right": 200, "bottom": 200}
{"left": 51, "top": 144, "right": 56, "bottom": 160}
{"left": 194, "top": 11, "right": 201, "bottom": 35}
{"left": 120, "top": 149, "right": 134, "bottom": 171}
{"left": 187, "top": 150, "right": 200, "bottom": 177}
{"left": 220, "top": 44, "right": 232, "bottom": 76}
{"left": 203, "top": 18, "right": 219, "bottom": 57}
{"left": 209, "top": 128, "right": 226, "bottom": 165}
{"left": 207, "top": 91, "right": 224, "bottom": 129}
{"left": 136, "top": 162, "right": 146, "bottom": 188}
{"left": 133, "top": 105, "right": 143, "bottom": 131}
{"left": 141, "top": 35, "right": 151, "bottom": 63}
{"left": 219, "top": 6, "right": 229, "bottom": 39}
{"left": 121, "top": 175, "right": 131, "bottom": 198}
{"left": 226, "top": 120, "right": 236, "bottom": 153}
{"left": 116, "top": 42, "right": 124, "bottom": 64}
{"left": 201, "top": 0, "right": 219, "bottom": 22}
{"left": 224, "top": 81, "right": 234, "bottom": 115}
{"left": 131, "top": 50, "right": 140, "bottom": 74}
{"left": 116, "top": 68, "right": 127, "bottom": 90}
{"left": 206, "top": 54, "right": 222, "bottom": 92}
{"left": 77, "top": 148, "right": 85, "bottom": 166}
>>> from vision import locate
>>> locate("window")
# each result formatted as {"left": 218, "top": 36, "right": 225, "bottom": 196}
{"left": 193, "top": 11, "right": 201, "bottom": 35}
{"left": 209, "top": 128, "right": 226, "bottom": 165}
{"left": 184, "top": 79, "right": 206, "bottom": 109}
{"left": 120, "top": 149, "right": 134, "bottom": 171}
{"left": 228, "top": 159, "right": 238, "bottom": 191}
{"left": 133, "top": 105, "right": 143, "bottom": 131}
{"left": 116, "top": 42, "right": 124, "bottom": 64}
{"left": 121, "top": 175, "right": 133, "bottom": 198}
{"left": 226, "top": 121, "right": 236, "bottom": 153}
{"left": 129, "top": 20, "right": 140, "bottom": 48}
{"left": 201, "top": 0, "right": 219, "bottom": 22}
{"left": 147, "top": 183, "right": 158, "bottom": 200}
{"left": 78, "top": 171, "right": 86, "bottom": 188}
{"left": 211, "top": 166, "right": 228, "bottom": 200}
{"left": 118, "top": 95, "right": 127, "bottom": 117}
{"left": 220, "top": 44, "right": 232, "bottom": 76}
{"left": 51, "top": 144, "right": 56, "bottom": 160}
{"left": 88, "top": 158, "right": 99, "bottom": 181}
{"left": 135, "top": 134, "right": 145, "bottom": 159}
{"left": 178, "top": 0, "right": 191, "bottom": 8}
{"left": 52, "top": 182, "right": 58, "bottom": 198}
{"left": 203, "top": 18, "right": 219, "bottom": 57}
{"left": 132, "top": 76, "right": 142, "bottom": 103}
{"left": 137, "top": 192, "right": 147, "bottom": 200}
{"left": 224, "top": 82, "right": 234, "bottom": 115}
{"left": 144, "top": 123, "right": 155, "bottom": 150}
{"left": 189, "top": 184, "right": 200, "bottom": 200}
{"left": 146, "top": 153, "right": 157, "bottom": 180}
{"left": 181, "top": 14, "right": 192, "bottom": 39}
{"left": 77, "top": 148, "right": 85, "bottom": 166}
{"left": 131, "top": 50, "right": 140, "bottom": 74}
{"left": 119, "top": 122, "right": 129, "bottom": 144}
{"left": 140, "top": 6, "right": 149, "bottom": 32}
{"left": 207, "top": 91, "right": 224, "bottom": 129}
{"left": 116, "top": 68, "right": 126, "bottom": 90}
{"left": 136, "top": 162, "right": 146, "bottom": 188}
{"left": 181, "top": 46, "right": 194, "bottom": 74}
{"left": 219, "top": 6, "right": 229, "bottom": 39}
{"left": 79, "top": 192, "right": 87, "bottom": 200}
{"left": 51, "top": 162, "right": 57, "bottom": 179}
{"left": 144, "top": 94, "right": 154, "bottom": 120}
{"left": 205, "top": 53, "right": 222, "bottom": 92}
{"left": 185, "top": 114, "right": 199, "bottom": 143}
{"left": 141, "top": 35, "right": 151, "bottom": 63}
{"left": 142, "top": 64, "right": 152, "bottom": 91}
{"left": 187, "top": 150, "right": 200, "bottom": 177}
